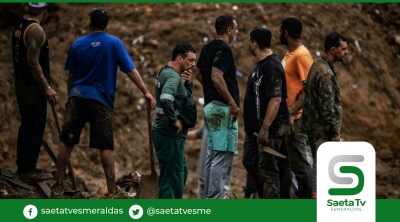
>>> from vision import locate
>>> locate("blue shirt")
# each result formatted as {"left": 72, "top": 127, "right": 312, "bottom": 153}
{"left": 65, "top": 32, "right": 135, "bottom": 110}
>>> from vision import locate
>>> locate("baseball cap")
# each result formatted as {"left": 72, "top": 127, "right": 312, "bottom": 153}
{"left": 28, "top": 2, "right": 47, "bottom": 15}
{"left": 89, "top": 7, "right": 109, "bottom": 29}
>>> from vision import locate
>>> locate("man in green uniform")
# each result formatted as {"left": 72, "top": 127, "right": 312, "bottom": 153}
{"left": 152, "top": 43, "right": 197, "bottom": 198}
{"left": 302, "top": 32, "right": 348, "bottom": 198}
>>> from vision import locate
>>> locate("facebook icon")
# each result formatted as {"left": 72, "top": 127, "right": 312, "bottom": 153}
{"left": 23, "top": 205, "right": 38, "bottom": 219}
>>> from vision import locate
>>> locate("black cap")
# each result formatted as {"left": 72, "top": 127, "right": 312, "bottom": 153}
{"left": 89, "top": 8, "right": 109, "bottom": 29}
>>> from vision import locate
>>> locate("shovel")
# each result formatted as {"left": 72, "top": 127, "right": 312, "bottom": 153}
{"left": 253, "top": 132, "right": 287, "bottom": 158}
{"left": 137, "top": 98, "right": 159, "bottom": 198}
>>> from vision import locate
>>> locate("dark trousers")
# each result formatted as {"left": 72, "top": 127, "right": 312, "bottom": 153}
{"left": 309, "top": 137, "right": 328, "bottom": 194}
{"left": 285, "top": 118, "right": 314, "bottom": 198}
{"left": 243, "top": 173, "right": 258, "bottom": 198}
{"left": 16, "top": 100, "right": 47, "bottom": 173}
{"left": 152, "top": 131, "right": 188, "bottom": 199}
{"left": 242, "top": 132, "right": 293, "bottom": 199}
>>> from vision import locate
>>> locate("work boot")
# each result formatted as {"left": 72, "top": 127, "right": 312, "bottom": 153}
{"left": 16, "top": 169, "right": 41, "bottom": 184}
{"left": 107, "top": 186, "right": 132, "bottom": 199}
{"left": 223, "top": 192, "right": 238, "bottom": 199}
{"left": 16, "top": 169, "right": 53, "bottom": 184}
{"left": 51, "top": 183, "right": 64, "bottom": 198}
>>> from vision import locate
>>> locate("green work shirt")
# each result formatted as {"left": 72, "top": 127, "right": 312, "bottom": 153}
{"left": 152, "top": 66, "right": 193, "bottom": 140}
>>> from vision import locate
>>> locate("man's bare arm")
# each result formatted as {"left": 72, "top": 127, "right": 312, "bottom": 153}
{"left": 211, "top": 67, "right": 239, "bottom": 121}
{"left": 258, "top": 96, "right": 281, "bottom": 145}
{"left": 26, "top": 25, "right": 48, "bottom": 89}
{"left": 26, "top": 24, "right": 57, "bottom": 104}
{"left": 126, "top": 68, "right": 156, "bottom": 108}
{"left": 289, "top": 88, "right": 305, "bottom": 115}
{"left": 263, "top": 97, "right": 282, "bottom": 126}
{"left": 186, "top": 130, "right": 198, "bottom": 140}
{"left": 211, "top": 67, "right": 235, "bottom": 105}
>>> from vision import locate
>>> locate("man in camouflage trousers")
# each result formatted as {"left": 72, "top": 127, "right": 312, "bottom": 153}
{"left": 302, "top": 32, "right": 348, "bottom": 198}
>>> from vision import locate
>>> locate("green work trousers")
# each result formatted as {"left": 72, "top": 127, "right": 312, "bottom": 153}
{"left": 152, "top": 131, "right": 188, "bottom": 199}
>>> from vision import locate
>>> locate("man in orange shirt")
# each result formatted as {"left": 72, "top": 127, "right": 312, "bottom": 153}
{"left": 279, "top": 17, "right": 314, "bottom": 198}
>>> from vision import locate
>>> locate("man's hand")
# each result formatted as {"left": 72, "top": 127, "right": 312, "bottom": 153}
{"left": 258, "top": 125, "right": 269, "bottom": 146}
{"left": 46, "top": 88, "right": 58, "bottom": 105}
{"left": 331, "top": 135, "right": 341, "bottom": 141}
{"left": 228, "top": 102, "right": 240, "bottom": 122}
{"left": 181, "top": 69, "right": 192, "bottom": 84}
{"left": 173, "top": 119, "right": 183, "bottom": 133}
{"left": 145, "top": 93, "right": 156, "bottom": 108}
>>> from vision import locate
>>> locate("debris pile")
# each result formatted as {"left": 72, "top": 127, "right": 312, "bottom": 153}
{"left": 0, "top": 167, "right": 143, "bottom": 199}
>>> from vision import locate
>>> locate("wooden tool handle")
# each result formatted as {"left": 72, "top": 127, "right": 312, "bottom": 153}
{"left": 146, "top": 98, "right": 157, "bottom": 175}
{"left": 51, "top": 103, "right": 61, "bottom": 135}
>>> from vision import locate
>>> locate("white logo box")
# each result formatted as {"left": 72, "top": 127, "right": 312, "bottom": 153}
{"left": 317, "top": 142, "right": 375, "bottom": 222}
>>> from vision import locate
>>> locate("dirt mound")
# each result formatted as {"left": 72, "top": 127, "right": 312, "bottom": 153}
{"left": 0, "top": 3, "right": 399, "bottom": 198}
{"left": 0, "top": 167, "right": 144, "bottom": 199}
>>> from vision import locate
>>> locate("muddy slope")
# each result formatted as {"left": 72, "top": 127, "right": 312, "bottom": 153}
{"left": 0, "top": 3, "right": 399, "bottom": 198}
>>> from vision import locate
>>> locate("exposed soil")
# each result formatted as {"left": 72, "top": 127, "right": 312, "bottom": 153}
{"left": 0, "top": 3, "right": 399, "bottom": 199}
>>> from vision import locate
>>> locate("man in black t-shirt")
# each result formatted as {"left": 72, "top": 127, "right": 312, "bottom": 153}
{"left": 243, "top": 27, "right": 291, "bottom": 198}
{"left": 195, "top": 14, "right": 239, "bottom": 199}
